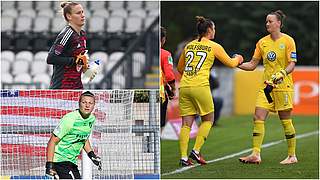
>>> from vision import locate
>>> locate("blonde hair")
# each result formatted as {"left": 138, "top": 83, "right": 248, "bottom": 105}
{"left": 60, "top": 1, "right": 79, "bottom": 22}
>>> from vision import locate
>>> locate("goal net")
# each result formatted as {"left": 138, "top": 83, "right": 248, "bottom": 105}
{"left": 0, "top": 89, "right": 139, "bottom": 179}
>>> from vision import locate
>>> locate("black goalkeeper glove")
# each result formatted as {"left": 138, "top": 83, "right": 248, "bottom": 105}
{"left": 88, "top": 151, "right": 102, "bottom": 171}
{"left": 45, "top": 162, "right": 59, "bottom": 180}
{"left": 263, "top": 80, "right": 277, "bottom": 103}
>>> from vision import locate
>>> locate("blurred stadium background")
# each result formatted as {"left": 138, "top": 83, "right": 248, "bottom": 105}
{"left": 1, "top": 1, "right": 159, "bottom": 89}
{"left": 160, "top": 1, "right": 319, "bottom": 179}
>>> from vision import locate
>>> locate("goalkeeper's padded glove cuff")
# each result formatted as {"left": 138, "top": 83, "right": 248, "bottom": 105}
{"left": 87, "top": 151, "right": 102, "bottom": 170}
{"left": 46, "top": 162, "right": 54, "bottom": 169}
{"left": 280, "top": 69, "right": 287, "bottom": 76}
{"left": 87, "top": 151, "right": 96, "bottom": 159}
{"left": 45, "top": 161, "right": 59, "bottom": 179}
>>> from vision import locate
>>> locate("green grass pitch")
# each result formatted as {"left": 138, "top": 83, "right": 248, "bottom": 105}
{"left": 161, "top": 115, "right": 319, "bottom": 179}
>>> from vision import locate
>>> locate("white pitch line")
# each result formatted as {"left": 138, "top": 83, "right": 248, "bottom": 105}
{"left": 162, "top": 130, "right": 319, "bottom": 176}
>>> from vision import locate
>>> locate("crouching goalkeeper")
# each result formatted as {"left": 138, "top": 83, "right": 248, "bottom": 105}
{"left": 46, "top": 91, "right": 101, "bottom": 179}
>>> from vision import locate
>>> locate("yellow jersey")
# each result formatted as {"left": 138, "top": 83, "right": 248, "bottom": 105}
{"left": 253, "top": 33, "right": 297, "bottom": 91}
{"left": 177, "top": 37, "right": 239, "bottom": 88}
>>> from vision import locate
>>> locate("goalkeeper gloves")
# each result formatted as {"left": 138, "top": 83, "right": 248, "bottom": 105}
{"left": 263, "top": 80, "right": 276, "bottom": 103}
{"left": 264, "top": 69, "right": 286, "bottom": 103}
{"left": 88, "top": 151, "right": 102, "bottom": 171}
{"left": 75, "top": 50, "right": 89, "bottom": 71}
{"left": 45, "top": 162, "right": 59, "bottom": 180}
{"left": 271, "top": 69, "right": 287, "bottom": 84}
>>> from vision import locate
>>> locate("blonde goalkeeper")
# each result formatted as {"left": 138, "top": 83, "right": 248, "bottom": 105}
{"left": 45, "top": 91, "right": 101, "bottom": 179}
{"left": 238, "top": 10, "right": 298, "bottom": 165}
{"left": 47, "top": 2, "right": 97, "bottom": 89}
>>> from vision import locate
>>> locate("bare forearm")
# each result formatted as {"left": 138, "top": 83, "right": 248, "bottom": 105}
{"left": 238, "top": 62, "right": 255, "bottom": 71}
{"left": 47, "top": 139, "right": 56, "bottom": 162}
{"left": 84, "top": 140, "right": 93, "bottom": 153}
{"left": 285, "top": 61, "right": 296, "bottom": 74}
{"left": 238, "top": 58, "right": 259, "bottom": 71}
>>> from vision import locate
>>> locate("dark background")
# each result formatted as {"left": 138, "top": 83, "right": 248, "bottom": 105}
{"left": 161, "top": 1, "right": 319, "bottom": 66}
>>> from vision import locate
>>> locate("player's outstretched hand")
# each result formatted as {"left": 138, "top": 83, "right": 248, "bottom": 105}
{"left": 75, "top": 50, "right": 89, "bottom": 70}
{"left": 88, "top": 151, "right": 102, "bottom": 171}
{"left": 233, "top": 54, "right": 244, "bottom": 66}
{"left": 236, "top": 54, "right": 244, "bottom": 66}
{"left": 45, "top": 162, "right": 59, "bottom": 180}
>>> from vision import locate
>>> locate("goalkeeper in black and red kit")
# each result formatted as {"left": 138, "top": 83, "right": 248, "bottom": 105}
{"left": 47, "top": 1, "right": 93, "bottom": 89}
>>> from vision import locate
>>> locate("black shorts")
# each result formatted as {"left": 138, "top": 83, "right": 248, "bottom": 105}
{"left": 54, "top": 161, "right": 81, "bottom": 179}
{"left": 161, "top": 96, "right": 168, "bottom": 128}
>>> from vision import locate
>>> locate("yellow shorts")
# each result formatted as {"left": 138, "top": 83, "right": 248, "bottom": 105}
{"left": 179, "top": 86, "right": 214, "bottom": 116}
{"left": 256, "top": 89, "right": 294, "bottom": 112}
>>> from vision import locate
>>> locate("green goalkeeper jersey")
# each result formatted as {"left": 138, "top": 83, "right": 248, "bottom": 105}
{"left": 53, "top": 110, "right": 96, "bottom": 165}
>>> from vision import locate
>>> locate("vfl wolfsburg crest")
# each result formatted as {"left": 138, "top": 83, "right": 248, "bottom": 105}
{"left": 267, "top": 51, "right": 276, "bottom": 61}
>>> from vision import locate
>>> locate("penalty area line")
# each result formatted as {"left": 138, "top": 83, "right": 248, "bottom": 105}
{"left": 162, "top": 130, "right": 318, "bottom": 176}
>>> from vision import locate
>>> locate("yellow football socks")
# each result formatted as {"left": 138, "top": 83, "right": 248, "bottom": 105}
{"left": 179, "top": 125, "right": 191, "bottom": 158}
{"left": 281, "top": 119, "right": 296, "bottom": 156}
{"left": 193, "top": 121, "right": 213, "bottom": 152}
{"left": 252, "top": 120, "right": 265, "bottom": 154}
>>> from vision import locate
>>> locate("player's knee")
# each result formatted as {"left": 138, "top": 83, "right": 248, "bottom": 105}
{"left": 278, "top": 110, "right": 292, "bottom": 119}
{"left": 253, "top": 114, "right": 266, "bottom": 121}
{"left": 201, "top": 112, "right": 214, "bottom": 123}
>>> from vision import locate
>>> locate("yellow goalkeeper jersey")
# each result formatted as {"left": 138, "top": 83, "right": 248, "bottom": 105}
{"left": 177, "top": 37, "right": 239, "bottom": 87}
{"left": 253, "top": 33, "right": 297, "bottom": 91}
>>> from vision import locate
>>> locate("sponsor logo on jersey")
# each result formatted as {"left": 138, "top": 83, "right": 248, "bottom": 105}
{"left": 267, "top": 51, "right": 276, "bottom": 61}
{"left": 168, "top": 56, "right": 173, "bottom": 65}
{"left": 291, "top": 52, "right": 297, "bottom": 59}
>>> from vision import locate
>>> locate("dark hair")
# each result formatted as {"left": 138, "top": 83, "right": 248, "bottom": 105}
{"left": 60, "top": 1, "right": 79, "bottom": 22}
{"left": 79, "top": 91, "right": 95, "bottom": 102}
{"left": 195, "top": 16, "right": 214, "bottom": 42}
{"left": 269, "top": 10, "right": 286, "bottom": 28}
{"left": 161, "top": 26, "right": 166, "bottom": 39}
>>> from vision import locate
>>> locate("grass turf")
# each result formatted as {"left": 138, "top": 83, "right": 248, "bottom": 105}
{"left": 161, "top": 115, "right": 319, "bottom": 179}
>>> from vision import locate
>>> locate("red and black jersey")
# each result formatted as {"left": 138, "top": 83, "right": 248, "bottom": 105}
{"left": 47, "top": 25, "right": 87, "bottom": 89}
